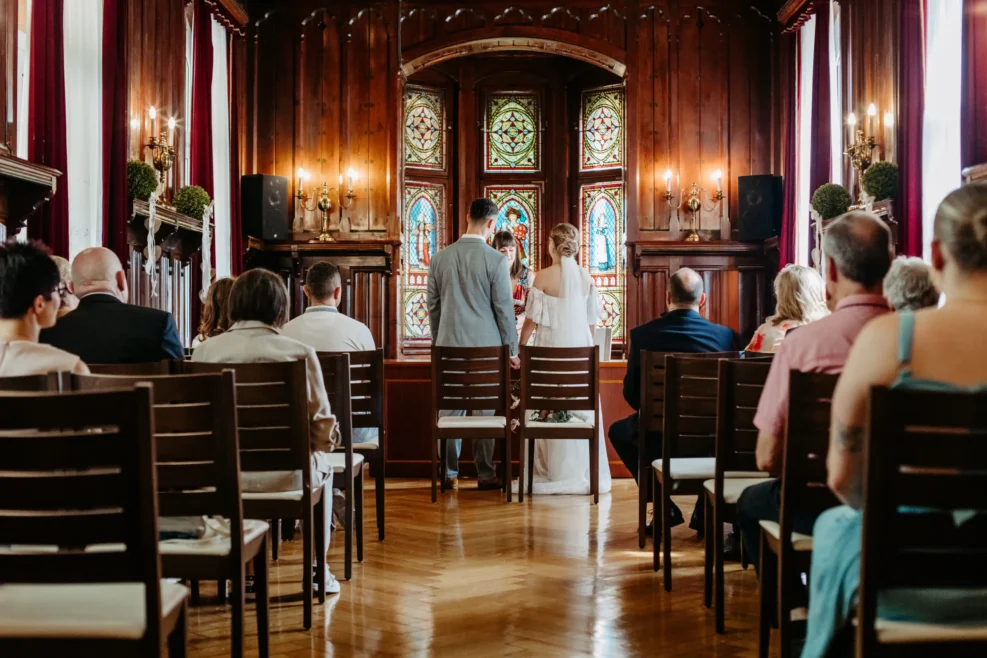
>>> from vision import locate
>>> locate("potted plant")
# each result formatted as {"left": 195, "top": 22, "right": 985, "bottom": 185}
{"left": 127, "top": 160, "right": 158, "bottom": 202}
{"left": 811, "top": 183, "right": 853, "bottom": 220}
{"left": 174, "top": 185, "right": 212, "bottom": 219}
{"left": 861, "top": 160, "right": 898, "bottom": 202}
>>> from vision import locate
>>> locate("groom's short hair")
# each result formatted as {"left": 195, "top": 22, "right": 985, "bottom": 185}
{"left": 668, "top": 268, "right": 704, "bottom": 305}
{"left": 469, "top": 199, "right": 498, "bottom": 222}
{"left": 305, "top": 262, "right": 341, "bottom": 301}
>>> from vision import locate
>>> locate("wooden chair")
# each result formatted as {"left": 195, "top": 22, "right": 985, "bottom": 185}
{"left": 431, "top": 345, "right": 513, "bottom": 503}
{"left": 704, "top": 358, "right": 773, "bottom": 632}
{"left": 0, "top": 385, "right": 189, "bottom": 656}
{"left": 652, "top": 353, "right": 742, "bottom": 589}
{"left": 184, "top": 360, "right": 325, "bottom": 630}
{"left": 325, "top": 349, "right": 386, "bottom": 541}
{"left": 856, "top": 387, "right": 987, "bottom": 657}
{"left": 636, "top": 350, "right": 740, "bottom": 548}
{"left": 0, "top": 371, "right": 65, "bottom": 391}
{"left": 758, "top": 371, "right": 840, "bottom": 658}
{"left": 72, "top": 371, "right": 270, "bottom": 658}
{"left": 318, "top": 353, "right": 364, "bottom": 581}
{"left": 88, "top": 359, "right": 178, "bottom": 375}
{"left": 518, "top": 345, "right": 600, "bottom": 503}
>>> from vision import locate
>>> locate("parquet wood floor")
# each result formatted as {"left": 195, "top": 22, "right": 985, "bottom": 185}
{"left": 187, "top": 479, "right": 779, "bottom": 657}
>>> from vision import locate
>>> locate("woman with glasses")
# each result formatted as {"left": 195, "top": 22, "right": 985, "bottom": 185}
{"left": 0, "top": 240, "right": 89, "bottom": 376}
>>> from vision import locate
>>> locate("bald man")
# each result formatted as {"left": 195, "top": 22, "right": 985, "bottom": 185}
{"left": 40, "top": 247, "right": 184, "bottom": 364}
{"left": 609, "top": 267, "right": 737, "bottom": 535}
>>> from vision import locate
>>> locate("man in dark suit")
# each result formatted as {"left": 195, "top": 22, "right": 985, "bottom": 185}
{"left": 609, "top": 268, "right": 736, "bottom": 533}
{"left": 40, "top": 247, "right": 184, "bottom": 364}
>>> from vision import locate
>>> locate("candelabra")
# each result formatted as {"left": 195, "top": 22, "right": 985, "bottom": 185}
{"left": 662, "top": 170, "right": 724, "bottom": 242}
{"left": 144, "top": 109, "right": 177, "bottom": 200}
{"left": 844, "top": 128, "right": 877, "bottom": 177}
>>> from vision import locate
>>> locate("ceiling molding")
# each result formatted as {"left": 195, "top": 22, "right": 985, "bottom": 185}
{"left": 777, "top": 0, "right": 812, "bottom": 26}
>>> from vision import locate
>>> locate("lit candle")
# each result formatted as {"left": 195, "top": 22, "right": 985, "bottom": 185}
{"left": 297, "top": 167, "right": 306, "bottom": 196}
{"left": 167, "top": 117, "right": 176, "bottom": 146}
{"left": 884, "top": 111, "right": 895, "bottom": 162}
{"left": 148, "top": 106, "right": 157, "bottom": 137}
{"left": 713, "top": 169, "right": 723, "bottom": 194}
{"left": 664, "top": 169, "right": 672, "bottom": 193}
{"left": 847, "top": 112, "right": 857, "bottom": 146}
{"left": 347, "top": 167, "right": 356, "bottom": 193}
{"left": 867, "top": 103, "right": 877, "bottom": 138}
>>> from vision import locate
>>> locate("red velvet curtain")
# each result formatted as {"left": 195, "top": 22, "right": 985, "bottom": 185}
{"left": 27, "top": 0, "right": 69, "bottom": 257}
{"left": 228, "top": 34, "right": 243, "bottom": 276}
{"left": 809, "top": 2, "right": 831, "bottom": 195}
{"left": 102, "top": 0, "right": 129, "bottom": 262}
{"left": 899, "top": 0, "right": 926, "bottom": 257}
{"left": 778, "top": 33, "right": 799, "bottom": 270}
{"left": 190, "top": 0, "right": 215, "bottom": 332}
{"left": 962, "top": 0, "right": 987, "bottom": 168}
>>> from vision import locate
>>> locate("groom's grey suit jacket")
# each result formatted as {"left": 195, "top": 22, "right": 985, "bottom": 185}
{"left": 427, "top": 235, "right": 519, "bottom": 355}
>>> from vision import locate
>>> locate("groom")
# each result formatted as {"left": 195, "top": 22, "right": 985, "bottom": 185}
{"left": 427, "top": 198, "right": 520, "bottom": 490}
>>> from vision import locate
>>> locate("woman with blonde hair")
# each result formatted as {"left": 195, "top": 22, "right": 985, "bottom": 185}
{"left": 745, "top": 264, "right": 828, "bottom": 352}
{"left": 192, "top": 277, "right": 235, "bottom": 349}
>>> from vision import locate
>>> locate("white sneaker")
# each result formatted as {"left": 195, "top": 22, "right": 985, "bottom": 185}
{"left": 313, "top": 564, "right": 341, "bottom": 595}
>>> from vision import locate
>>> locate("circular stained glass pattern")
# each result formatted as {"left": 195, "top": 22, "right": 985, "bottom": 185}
{"left": 404, "top": 290, "right": 430, "bottom": 340}
{"left": 404, "top": 87, "right": 445, "bottom": 170}
{"left": 598, "top": 290, "right": 622, "bottom": 336}
{"left": 581, "top": 88, "right": 624, "bottom": 170}
{"left": 485, "top": 94, "right": 540, "bottom": 171}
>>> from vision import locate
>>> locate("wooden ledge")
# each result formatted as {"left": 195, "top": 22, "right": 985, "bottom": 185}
{"left": 129, "top": 199, "right": 214, "bottom": 263}
{"left": 0, "top": 153, "right": 61, "bottom": 234}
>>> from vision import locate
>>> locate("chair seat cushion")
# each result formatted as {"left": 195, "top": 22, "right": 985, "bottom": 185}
{"left": 159, "top": 519, "right": 269, "bottom": 556}
{"left": 855, "top": 617, "right": 987, "bottom": 644}
{"left": 327, "top": 452, "right": 366, "bottom": 473}
{"left": 759, "top": 520, "right": 813, "bottom": 551}
{"left": 703, "top": 478, "right": 771, "bottom": 505}
{"left": 242, "top": 489, "right": 304, "bottom": 501}
{"left": 651, "top": 457, "right": 715, "bottom": 480}
{"left": 524, "top": 418, "right": 595, "bottom": 429}
{"left": 0, "top": 582, "right": 187, "bottom": 640}
{"left": 353, "top": 442, "right": 379, "bottom": 451}
{"left": 437, "top": 415, "right": 507, "bottom": 429}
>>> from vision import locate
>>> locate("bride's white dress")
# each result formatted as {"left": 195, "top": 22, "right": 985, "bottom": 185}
{"left": 521, "top": 256, "right": 613, "bottom": 495}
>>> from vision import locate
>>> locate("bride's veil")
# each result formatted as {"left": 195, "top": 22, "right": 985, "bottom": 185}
{"left": 553, "top": 256, "right": 589, "bottom": 348}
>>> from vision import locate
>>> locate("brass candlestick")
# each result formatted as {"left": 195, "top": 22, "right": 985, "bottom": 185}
{"left": 845, "top": 128, "right": 877, "bottom": 176}
{"left": 664, "top": 177, "right": 724, "bottom": 242}
{"left": 146, "top": 133, "right": 176, "bottom": 192}
{"left": 312, "top": 183, "right": 335, "bottom": 243}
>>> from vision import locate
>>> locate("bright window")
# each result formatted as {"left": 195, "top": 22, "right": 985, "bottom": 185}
{"left": 484, "top": 92, "right": 541, "bottom": 172}
{"left": 402, "top": 181, "right": 445, "bottom": 344}
{"left": 796, "top": 15, "right": 817, "bottom": 267}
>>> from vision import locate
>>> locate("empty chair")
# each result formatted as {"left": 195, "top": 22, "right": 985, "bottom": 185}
{"left": 73, "top": 370, "right": 270, "bottom": 658}
{"left": 0, "top": 385, "right": 189, "bottom": 656}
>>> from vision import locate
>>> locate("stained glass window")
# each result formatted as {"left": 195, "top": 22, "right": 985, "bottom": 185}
{"left": 484, "top": 185, "right": 541, "bottom": 272}
{"left": 580, "top": 87, "right": 624, "bottom": 171}
{"left": 404, "top": 86, "right": 445, "bottom": 170}
{"left": 402, "top": 181, "right": 445, "bottom": 343}
{"left": 484, "top": 93, "right": 540, "bottom": 172}
{"left": 580, "top": 183, "right": 625, "bottom": 342}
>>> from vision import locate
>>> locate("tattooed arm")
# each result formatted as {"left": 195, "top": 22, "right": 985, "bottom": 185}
{"left": 829, "top": 422, "right": 866, "bottom": 508}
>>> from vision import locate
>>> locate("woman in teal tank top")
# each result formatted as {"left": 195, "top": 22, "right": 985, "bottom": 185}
{"left": 802, "top": 185, "right": 987, "bottom": 657}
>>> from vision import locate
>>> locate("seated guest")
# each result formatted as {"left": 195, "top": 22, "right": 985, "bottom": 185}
{"left": 746, "top": 264, "right": 828, "bottom": 352}
{"left": 192, "top": 268, "right": 341, "bottom": 594}
{"left": 0, "top": 241, "right": 89, "bottom": 376}
{"left": 737, "top": 211, "right": 892, "bottom": 571}
{"left": 40, "top": 247, "right": 184, "bottom": 364}
{"left": 191, "top": 277, "right": 235, "bottom": 349}
{"left": 609, "top": 267, "right": 736, "bottom": 534}
{"left": 51, "top": 255, "right": 79, "bottom": 317}
{"left": 883, "top": 255, "right": 939, "bottom": 311}
{"left": 282, "top": 261, "right": 377, "bottom": 445}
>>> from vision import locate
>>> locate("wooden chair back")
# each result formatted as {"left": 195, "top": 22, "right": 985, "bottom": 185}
{"left": 317, "top": 353, "right": 354, "bottom": 466}
{"left": 662, "top": 355, "right": 732, "bottom": 463}
{"left": 520, "top": 345, "right": 599, "bottom": 414}
{"left": 324, "top": 349, "right": 383, "bottom": 434}
{"left": 779, "top": 371, "right": 841, "bottom": 549}
{"left": 715, "top": 359, "right": 773, "bottom": 477}
{"left": 858, "top": 386, "right": 987, "bottom": 654}
{"left": 639, "top": 351, "right": 741, "bottom": 435}
{"left": 0, "top": 385, "right": 163, "bottom": 648}
{"left": 71, "top": 371, "right": 242, "bottom": 530}
{"left": 183, "top": 360, "right": 310, "bottom": 479}
{"left": 88, "top": 359, "right": 178, "bottom": 376}
{"left": 431, "top": 345, "right": 511, "bottom": 417}
{"left": 0, "top": 371, "right": 65, "bottom": 391}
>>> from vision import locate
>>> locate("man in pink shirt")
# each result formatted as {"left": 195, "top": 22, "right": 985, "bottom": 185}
{"left": 737, "top": 211, "right": 893, "bottom": 570}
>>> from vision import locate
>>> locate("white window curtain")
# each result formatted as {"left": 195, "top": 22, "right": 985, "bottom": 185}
{"left": 796, "top": 15, "right": 817, "bottom": 267}
{"left": 829, "top": 1, "right": 843, "bottom": 185}
{"left": 923, "top": 0, "right": 964, "bottom": 261}
{"left": 184, "top": 4, "right": 193, "bottom": 186}
{"left": 63, "top": 0, "right": 103, "bottom": 260}
{"left": 4, "top": 0, "right": 32, "bottom": 242}
{"left": 210, "top": 16, "right": 231, "bottom": 278}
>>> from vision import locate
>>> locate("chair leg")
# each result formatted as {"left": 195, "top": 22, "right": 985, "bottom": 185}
{"left": 440, "top": 439, "right": 447, "bottom": 493}
{"left": 758, "top": 535, "right": 775, "bottom": 658}
{"left": 432, "top": 432, "right": 438, "bottom": 503}
{"left": 255, "top": 536, "right": 270, "bottom": 658}
{"left": 217, "top": 579, "right": 227, "bottom": 604}
{"left": 590, "top": 431, "right": 599, "bottom": 505}
{"left": 314, "top": 496, "right": 327, "bottom": 605}
{"left": 344, "top": 475, "right": 353, "bottom": 581}
{"left": 374, "top": 452, "right": 385, "bottom": 541}
{"left": 527, "top": 437, "right": 535, "bottom": 496}
{"left": 231, "top": 559, "right": 245, "bottom": 658}
{"left": 271, "top": 519, "right": 280, "bottom": 561}
{"left": 704, "top": 494, "right": 713, "bottom": 610}
{"left": 652, "top": 469, "right": 660, "bottom": 573}
{"left": 638, "top": 462, "right": 648, "bottom": 549}
{"left": 302, "top": 507, "right": 314, "bottom": 630}
{"left": 190, "top": 580, "right": 200, "bottom": 606}
{"left": 715, "top": 504, "right": 726, "bottom": 634}
{"left": 167, "top": 601, "right": 188, "bottom": 658}
{"left": 505, "top": 432, "right": 512, "bottom": 503}
{"left": 356, "top": 469, "right": 365, "bottom": 562}
{"left": 518, "top": 435, "right": 525, "bottom": 503}
{"left": 662, "top": 478, "right": 672, "bottom": 591}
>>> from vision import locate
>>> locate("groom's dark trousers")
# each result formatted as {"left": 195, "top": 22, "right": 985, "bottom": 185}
{"left": 609, "top": 309, "right": 737, "bottom": 527}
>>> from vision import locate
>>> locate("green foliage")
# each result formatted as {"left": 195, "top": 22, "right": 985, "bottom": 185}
{"left": 174, "top": 185, "right": 212, "bottom": 220}
{"left": 811, "top": 183, "right": 853, "bottom": 220}
{"left": 127, "top": 160, "right": 158, "bottom": 201}
{"left": 861, "top": 160, "right": 898, "bottom": 201}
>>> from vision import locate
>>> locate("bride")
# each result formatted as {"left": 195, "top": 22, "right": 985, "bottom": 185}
{"left": 516, "top": 223, "right": 612, "bottom": 495}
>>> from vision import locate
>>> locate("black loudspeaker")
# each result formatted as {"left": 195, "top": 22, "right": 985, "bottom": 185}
{"left": 738, "top": 174, "right": 784, "bottom": 242}
{"left": 241, "top": 174, "right": 290, "bottom": 241}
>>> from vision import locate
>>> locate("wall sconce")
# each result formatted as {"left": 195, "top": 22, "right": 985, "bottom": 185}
{"left": 845, "top": 105, "right": 879, "bottom": 177}
{"left": 664, "top": 170, "right": 725, "bottom": 242}
{"left": 144, "top": 107, "right": 178, "bottom": 196}
{"left": 297, "top": 169, "right": 336, "bottom": 243}
{"left": 338, "top": 167, "right": 357, "bottom": 229}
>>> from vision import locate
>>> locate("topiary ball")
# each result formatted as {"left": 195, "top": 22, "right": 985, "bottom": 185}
{"left": 174, "top": 185, "right": 212, "bottom": 220}
{"left": 811, "top": 183, "right": 853, "bottom": 220}
{"left": 127, "top": 160, "right": 159, "bottom": 201}
{"left": 861, "top": 160, "right": 898, "bottom": 201}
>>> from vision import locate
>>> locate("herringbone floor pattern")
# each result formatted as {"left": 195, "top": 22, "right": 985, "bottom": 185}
{"left": 188, "top": 479, "right": 776, "bottom": 657}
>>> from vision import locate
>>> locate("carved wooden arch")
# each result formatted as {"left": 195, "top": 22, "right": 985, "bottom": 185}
{"left": 402, "top": 35, "right": 626, "bottom": 78}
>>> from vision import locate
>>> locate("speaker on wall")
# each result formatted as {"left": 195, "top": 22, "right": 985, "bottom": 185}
{"left": 241, "top": 174, "right": 290, "bottom": 241}
{"left": 738, "top": 174, "right": 784, "bottom": 242}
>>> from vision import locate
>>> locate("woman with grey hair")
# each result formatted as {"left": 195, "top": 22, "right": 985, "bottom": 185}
{"left": 883, "top": 256, "right": 939, "bottom": 311}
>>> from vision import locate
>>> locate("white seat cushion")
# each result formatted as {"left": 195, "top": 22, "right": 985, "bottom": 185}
{"left": 327, "top": 452, "right": 366, "bottom": 473}
{"left": 857, "top": 618, "right": 987, "bottom": 644}
{"left": 651, "top": 457, "right": 715, "bottom": 480}
{"left": 437, "top": 415, "right": 507, "bottom": 429}
{"left": 759, "top": 520, "right": 813, "bottom": 551}
{"left": 0, "top": 582, "right": 187, "bottom": 640}
{"left": 242, "top": 489, "right": 304, "bottom": 501}
{"left": 353, "top": 442, "right": 379, "bottom": 451}
{"left": 524, "top": 418, "right": 595, "bottom": 430}
{"left": 703, "top": 478, "right": 771, "bottom": 505}
{"left": 159, "top": 519, "right": 269, "bottom": 556}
